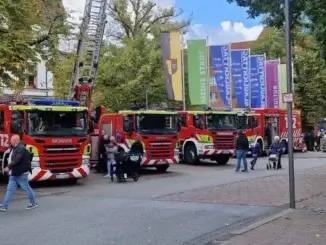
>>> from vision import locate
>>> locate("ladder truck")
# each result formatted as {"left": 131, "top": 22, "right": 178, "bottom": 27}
{"left": 70, "top": 0, "right": 107, "bottom": 115}
{"left": 69, "top": 0, "right": 108, "bottom": 166}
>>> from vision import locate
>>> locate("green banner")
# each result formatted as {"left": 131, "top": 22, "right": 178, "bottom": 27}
{"left": 278, "top": 64, "right": 287, "bottom": 109}
{"left": 187, "top": 39, "right": 208, "bottom": 105}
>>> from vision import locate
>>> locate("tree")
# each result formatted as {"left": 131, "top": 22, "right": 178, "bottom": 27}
{"left": 226, "top": 0, "right": 326, "bottom": 60}
{"left": 0, "top": 0, "right": 71, "bottom": 87}
{"left": 93, "top": 0, "right": 190, "bottom": 111}
{"left": 250, "top": 27, "right": 326, "bottom": 125}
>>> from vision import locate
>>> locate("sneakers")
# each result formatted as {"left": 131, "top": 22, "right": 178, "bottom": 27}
{"left": 26, "top": 203, "right": 38, "bottom": 210}
{"left": 103, "top": 174, "right": 111, "bottom": 178}
{"left": 0, "top": 204, "right": 7, "bottom": 212}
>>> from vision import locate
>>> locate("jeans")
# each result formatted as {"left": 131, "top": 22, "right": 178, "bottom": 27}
{"left": 108, "top": 159, "right": 116, "bottom": 177}
{"left": 3, "top": 175, "right": 36, "bottom": 207}
{"left": 251, "top": 154, "right": 258, "bottom": 167}
{"left": 236, "top": 150, "right": 248, "bottom": 171}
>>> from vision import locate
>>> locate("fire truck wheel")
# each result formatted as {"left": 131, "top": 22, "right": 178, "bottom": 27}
{"left": 184, "top": 144, "right": 198, "bottom": 165}
{"left": 156, "top": 164, "right": 169, "bottom": 173}
{"left": 216, "top": 155, "right": 230, "bottom": 165}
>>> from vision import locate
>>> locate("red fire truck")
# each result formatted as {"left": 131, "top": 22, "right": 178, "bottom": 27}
{"left": 0, "top": 97, "right": 91, "bottom": 182}
{"left": 91, "top": 110, "right": 180, "bottom": 172}
{"left": 237, "top": 108, "right": 306, "bottom": 154}
{"left": 177, "top": 110, "right": 237, "bottom": 165}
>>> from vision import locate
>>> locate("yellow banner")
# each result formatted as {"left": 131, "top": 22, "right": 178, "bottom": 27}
{"left": 169, "top": 30, "right": 182, "bottom": 100}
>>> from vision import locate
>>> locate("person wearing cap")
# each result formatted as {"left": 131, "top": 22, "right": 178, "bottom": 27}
{"left": 269, "top": 135, "right": 283, "bottom": 169}
{"left": 104, "top": 136, "right": 118, "bottom": 178}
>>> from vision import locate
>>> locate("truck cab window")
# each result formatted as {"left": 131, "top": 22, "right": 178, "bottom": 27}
{"left": 178, "top": 114, "right": 187, "bottom": 127}
{"left": 123, "top": 115, "right": 134, "bottom": 132}
{"left": 252, "top": 117, "right": 258, "bottom": 128}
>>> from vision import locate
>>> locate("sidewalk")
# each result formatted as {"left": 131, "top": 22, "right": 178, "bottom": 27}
{"left": 218, "top": 192, "right": 326, "bottom": 245}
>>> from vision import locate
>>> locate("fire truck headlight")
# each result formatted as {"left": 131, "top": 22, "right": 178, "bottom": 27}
{"left": 83, "top": 144, "right": 91, "bottom": 155}
{"left": 82, "top": 155, "right": 90, "bottom": 165}
{"left": 31, "top": 157, "right": 40, "bottom": 168}
{"left": 26, "top": 145, "right": 39, "bottom": 157}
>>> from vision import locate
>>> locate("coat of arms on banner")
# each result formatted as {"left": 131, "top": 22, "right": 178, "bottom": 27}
{"left": 166, "top": 58, "right": 177, "bottom": 75}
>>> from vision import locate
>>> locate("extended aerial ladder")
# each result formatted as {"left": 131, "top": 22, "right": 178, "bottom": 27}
{"left": 69, "top": 0, "right": 108, "bottom": 109}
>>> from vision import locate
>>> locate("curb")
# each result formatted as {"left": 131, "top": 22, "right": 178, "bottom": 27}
{"left": 230, "top": 208, "right": 294, "bottom": 236}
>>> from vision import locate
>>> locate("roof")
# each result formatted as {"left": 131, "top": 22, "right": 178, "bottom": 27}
{"left": 119, "top": 110, "right": 177, "bottom": 115}
{"left": 9, "top": 105, "right": 88, "bottom": 112}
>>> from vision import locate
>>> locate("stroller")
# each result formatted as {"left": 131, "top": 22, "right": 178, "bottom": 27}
{"left": 110, "top": 151, "right": 140, "bottom": 183}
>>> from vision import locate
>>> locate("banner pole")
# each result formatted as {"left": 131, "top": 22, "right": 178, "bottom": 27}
{"left": 206, "top": 36, "right": 210, "bottom": 107}
{"left": 180, "top": 29, "right": 186, "bottom": 110}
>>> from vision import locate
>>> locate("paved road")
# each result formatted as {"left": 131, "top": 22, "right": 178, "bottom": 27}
{"left": 0, "top": 152, "right": 325, "bottom": 245}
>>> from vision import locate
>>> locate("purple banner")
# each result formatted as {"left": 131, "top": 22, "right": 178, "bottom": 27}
{"left": 265, "top": 60, "right": 280, "bottom": 108}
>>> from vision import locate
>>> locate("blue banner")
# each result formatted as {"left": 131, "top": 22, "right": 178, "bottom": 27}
{"left": 210, "top": 45, "right": 231, "bottom": 108}
{"left": 250, "top": 55, "right": 266, "bottom": 108}
{"left": 231, "top": 49, "right": 250, "bottom": 108}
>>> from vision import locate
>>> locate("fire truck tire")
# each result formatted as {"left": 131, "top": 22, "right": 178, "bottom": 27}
{"left": 216, "top": 155, "right": 230, "bottom": 165}
{"left": 156, "top": 164, "right": 169, "bottom": 173}
{"left": 184, "top": 144, "right": 198, "bottom": 165}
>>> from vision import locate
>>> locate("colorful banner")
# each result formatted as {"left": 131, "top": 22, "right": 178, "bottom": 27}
{"left": 187, "top": 39, "right": 208, "bottom": 105}
{"left": 209, "top": 45, "right": 231, "bottom": 108}
{"left": 250, "top": 55, "right": 266, "bottom": 108}
{"left": 230, "top": 49, "right": 250, "bottom": 108}
{"left": 278, "top": 64, "right": 287, "bottom": 109}
{"left": 265, "top": 59, "right": 280, "bottom": 108}
{"left": 160, "top": 31, "right": 182, "bottom": 101}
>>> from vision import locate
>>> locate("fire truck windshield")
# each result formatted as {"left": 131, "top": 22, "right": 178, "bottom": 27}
{"left": 206, "top": 114, "right": 237, "bottom": 131}
{"left": 27, "top": 110, "right": 88, "bottom": 137}
{"left": 136, "top": 114, "right": 178, "bottom": 135}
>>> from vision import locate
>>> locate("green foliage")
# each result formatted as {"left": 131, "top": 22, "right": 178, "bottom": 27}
{"left": 0, "top": 0, "right": 71, "bottom": 88}
{"left": 250, "top": 28, "right": 326, "bottom": 125}
{"left": 93, "top": 0, "right": 190, "bottom": 111}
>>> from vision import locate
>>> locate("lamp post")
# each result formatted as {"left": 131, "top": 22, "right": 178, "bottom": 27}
{"left": 285, "top": 0, "right": 295, "bottom": 209}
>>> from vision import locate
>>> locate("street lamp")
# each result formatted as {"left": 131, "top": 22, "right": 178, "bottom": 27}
{"left": 285, "top": 0, "right": 295, "bottom": 209}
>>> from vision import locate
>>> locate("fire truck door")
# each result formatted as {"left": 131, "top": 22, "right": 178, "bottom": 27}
{"left": 264, "top": 115, "right": 280, "bottom": 143}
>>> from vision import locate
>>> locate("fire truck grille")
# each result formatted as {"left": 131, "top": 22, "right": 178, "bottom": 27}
{"left": 214, "top": 134, "right": 235, "bottom": 150}
{"left": 148, "top": 140, "right": 174, "bottom": 159}
{"left": 45, "top": 158, "right": 79, "bottom": 173}
{"left": 43, "top": 145, "right": 80, "bottom": 154}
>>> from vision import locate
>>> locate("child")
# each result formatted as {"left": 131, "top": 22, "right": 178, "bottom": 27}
{"left": 104, "top": 136, "right": 118, "bottom": 178}
{"left": 250, "top": 142, "right": 260, "bottom": 170}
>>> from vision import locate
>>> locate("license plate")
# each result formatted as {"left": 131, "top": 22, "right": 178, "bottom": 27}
{"left": 222, "top": 151, "right": 230, "bottom": 154}
{"left": 157, "top": 160, "right": 166, "bottom": 164}
{"left": 55, "top": 174, "right": 69, "bottom": 179}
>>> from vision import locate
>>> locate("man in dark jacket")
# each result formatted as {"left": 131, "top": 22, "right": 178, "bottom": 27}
{"left": 0, "top": 135, "right": 37, "bottom": 212}
{"left": 97, "top": 134, "right": 109, "bottom": 174}
{"left": 235, "top": 130, "right": 249, "bottom": 172}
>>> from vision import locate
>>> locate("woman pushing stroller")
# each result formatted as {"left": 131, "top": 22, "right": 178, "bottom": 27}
{"left": 268, "top": 135, "right": 283, "bottom": 170}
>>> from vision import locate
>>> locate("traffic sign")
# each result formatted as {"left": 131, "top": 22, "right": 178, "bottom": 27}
{"left": 282, "top": 93, "right": 294, "bottom": 103}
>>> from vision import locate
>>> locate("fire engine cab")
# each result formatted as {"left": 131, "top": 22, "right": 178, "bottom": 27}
{"left": 237, "top": 108, "right": 306, "bottom": 154}
{"left": 177, "top": 110, "right": 237, "bottom": 165}
{"left": 0, "top": 97, "right": 91, "bottom": 182}
{"left": 92, "top": 110, "right": 180, "bottom": 172}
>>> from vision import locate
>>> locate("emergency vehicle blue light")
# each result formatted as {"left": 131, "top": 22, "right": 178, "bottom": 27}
{"left": 30, "top": 99, "right": 80, "bottom": 106}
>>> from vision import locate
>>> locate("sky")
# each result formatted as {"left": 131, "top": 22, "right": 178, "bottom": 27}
{"left": 62, "top": 0, "right": 264, "bottom": 46}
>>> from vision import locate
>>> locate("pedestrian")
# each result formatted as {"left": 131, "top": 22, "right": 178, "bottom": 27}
{"left": 129, "top": 136, "right": 144, "bottom": 174}
{"left": 250, "top": 141, "right": 260, "bottom": 170}
{"left": 235, "top": 129, "right": 249, "bottom": 172}
{"left": 269, "top": 135, "right": 283, "bottom": 169}
{"left": 97, "top": 134, "right": 109, "bottom": 174}
{"left": 0, "top": 135, "right": 38, "bottom": 212}
{"left": 104, "top": 136, "right": 118, "bottom": 178}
